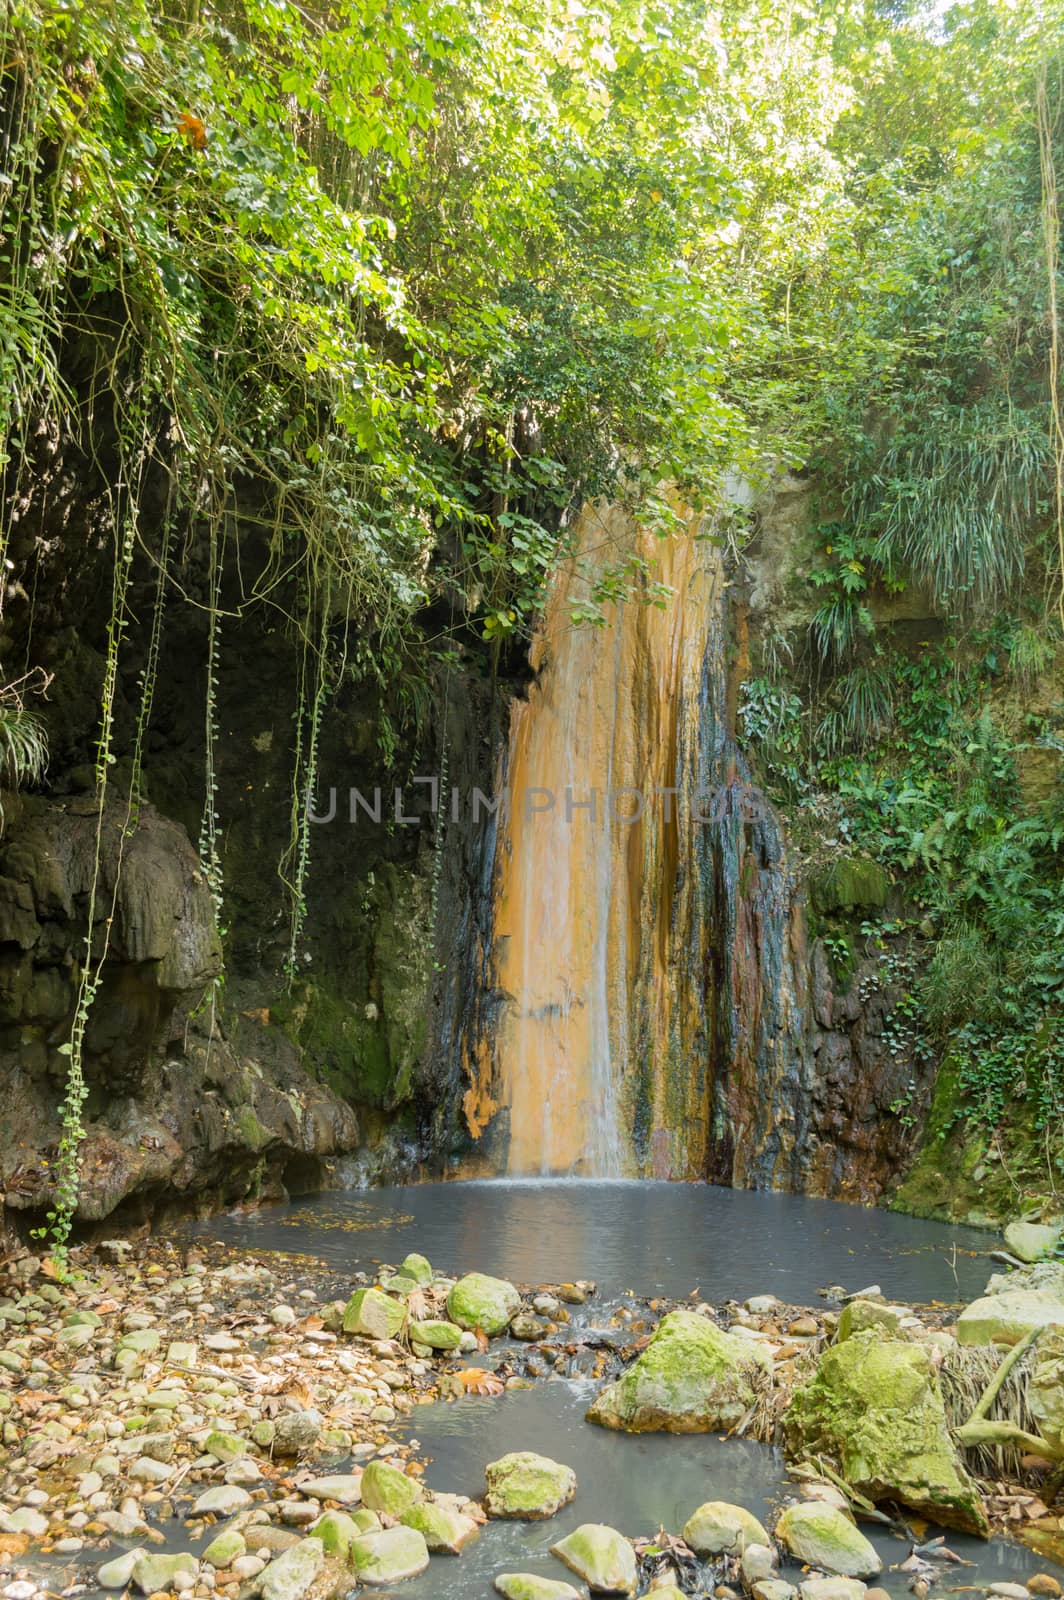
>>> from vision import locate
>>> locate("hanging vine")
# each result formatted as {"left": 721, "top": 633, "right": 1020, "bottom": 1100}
{"left": 1038, "top": 60, "right": 1064, "bottom": 630}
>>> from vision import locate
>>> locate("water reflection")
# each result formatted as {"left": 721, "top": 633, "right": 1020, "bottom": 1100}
{"left": 201, "top": 1180, "right": 993, "bottom": 1306}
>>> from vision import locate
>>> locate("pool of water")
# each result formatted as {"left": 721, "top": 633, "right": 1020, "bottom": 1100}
{"left": 394, "top": 1379, "right": 1053, "bottom": 1600}
{"left": 189, "top": 1181, "right": 1055, "bottom": 1600}
{"left": 201, "top": 1179, "right": 995, "bottom": 1305}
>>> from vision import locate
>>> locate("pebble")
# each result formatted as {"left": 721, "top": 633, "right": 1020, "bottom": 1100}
{"left": 230, "top": 1557, "right": 265, "bottom": 1580}
{"left": 192, "top": 1486, "right": 252, "bottom": 1517}
{"left": 0, "top": 1512, "right": 47, "bottom": 1538}
{"left": 278, "top": 1499, "right": 320, "bottom": 1526}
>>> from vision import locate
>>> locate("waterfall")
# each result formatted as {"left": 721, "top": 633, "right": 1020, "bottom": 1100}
{"left": 463, "top": 500, "right": 810, "bottom": 1181}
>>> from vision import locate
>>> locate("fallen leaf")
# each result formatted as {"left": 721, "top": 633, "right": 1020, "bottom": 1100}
{"left": 456, "top": 1368, "right": 503, "bottom": 1396}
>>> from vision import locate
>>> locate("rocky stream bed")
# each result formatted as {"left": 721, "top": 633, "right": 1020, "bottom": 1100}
{"left": 0, "top": 1209, "right": 1062, "bottom": 1600}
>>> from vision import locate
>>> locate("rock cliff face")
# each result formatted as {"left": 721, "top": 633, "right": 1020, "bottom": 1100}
{"left": 0, "top": 793, "right": 359, "bottom": 1222}
{"left": 455, "top": 500, "right": 939, "bottom": 1198}
{"left": 0, "top": 457, "right": 954, "bottom": 1225}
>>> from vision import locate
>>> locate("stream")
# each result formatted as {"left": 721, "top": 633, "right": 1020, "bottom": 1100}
{"left": 196, "top": 1181, "right": 1062, "bottom": 1599}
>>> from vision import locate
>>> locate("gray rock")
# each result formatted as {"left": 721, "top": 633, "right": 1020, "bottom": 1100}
{"left": 742, "top": 1545, "right": 778, "bottom": 1587}
{"left": 1004, "top": 1222, "right": 1062, "bottom": 1264}
{"left": 957, "top": 1292, "right": 1064, "bottom": 1346}
{"left": 98, "top": 1549, "right": 146, "bottom": 1589}
{"left": 131, "top": 1553, "right": 198, "bottom": 1595}
{"left": 0, "top": 1510, "right": 48, "bottom": 1537}
{"left": 192, "top": 1484, "right": 252, "bottom": 1516}
{"left": 128, "top": 1456, "right": 174, "bottom": 1483}
{"left": 260, "top": 1537, "right": 325, "bottom": 1600}
{"left": 298, "top": 1474, "right": 363, "bottom": 1505}
{"left": 273, "top": 1409, "right": 323, "bottom": 1455}
{"left": 800, "top": 1581, "right": 867, "bottom": 1600}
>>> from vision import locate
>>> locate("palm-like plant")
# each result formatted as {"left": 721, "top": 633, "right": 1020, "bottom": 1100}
{"left": 0, "top": 685, "right": 48, "bottom": 826}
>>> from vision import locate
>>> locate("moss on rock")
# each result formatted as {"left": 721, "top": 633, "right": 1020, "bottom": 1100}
{"left": 360, "top": 1460, "right": 423, "bottom": 1517}
{"left": 484, "top": 1452, "right": 577, "bottom": 1519}
{"left": 586, "top": 1308, "right": 770, "bottom": 1433}
{"left": 446, "top": 1272, "right": 520, "bottom": 1336}
{"left": 774, "top": 1503, "right": 881, "bottom": 1578}
{"left": 810, "top": 858, "right": 890, "bottom": 916}
{"left": 784, "top": 1332, "right": 988, "bottom": 1534}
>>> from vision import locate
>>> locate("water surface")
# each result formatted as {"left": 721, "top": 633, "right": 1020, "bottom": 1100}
{"left": 204, "top": 1179, "right": 994, "bottom": 1305}
{"left": 196, "top": 1181, "right": 1051, "bottom": 1600}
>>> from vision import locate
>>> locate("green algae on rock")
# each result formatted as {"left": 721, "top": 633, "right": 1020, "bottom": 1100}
{"left": 586, "top": 1308, "right": 770, "bottom": 1433}
{"left": 311, "top": 1511, "right": 362, "bottom": 1558}
{"left": 348, "top": 1526, "right": 430, "bottom": 1585}
{"left": 410, "top": 1318, "right": 463, "bottom": 1351}
{"left": 784, "top": 1332, "right": 988, "bottom": 1535}
{"left": 774, "top": 1504, "right": 882, "bottom": 1578}
{"left": 550, "top": 1523, "right": 637, "bottom": 1595}
{"left": 446, "top": 1272, "right": 521, "bottom": 1335}
{"left": 682, "top": 1501, "right": 771, "bottom": 1555}
{"left": 360, "top": 1459, "right": 423, "bottom": 1516}
{"left": 494, "top": 1576, "right": 584, "bottom": 1600}
{"left": 342, "top": 1287, "right": 407, "bottom": 1339}
{"left": 399, "top": 1499, "right": 480, "bottom": 1552}
{"left": 484, "top": 1451, "right": 577, "bottom": 1519}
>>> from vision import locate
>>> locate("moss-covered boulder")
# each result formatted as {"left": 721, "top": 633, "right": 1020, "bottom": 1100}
{"left": 784, "top": 1333, "right": 987, "bottom": 1535}
{"left": 956, "top": 1291, "right": 1064, "bottom": 1347}
{"left": 400, "top": 1252, "right": 433, "bottom": 1285}
{"left": 446, "top": 1272, "right": 520, "bottom": 1335}
{"left": 836, "top": 1302, "right": 920, "bottom": 1342}
{"left": 360, "top": 1459, "right": 423, "bottom": 1516}
{"left": 342, "top": 1288, "right": 407, "bottom": 1339}
{"left": 348, "top": 1526, "right": 429, "bottom": 1585}
{"left": 484, "top": 1452, "right": 577, "bottom": 1519}
{"left": 551, "top": 1524, "right": 637, "bottom": 1595}
{"left": 586, "top": 1309, "right": 770, "bottom": 1433}
{"left": 682, "top": 1501, "right": 770, "bottom": 1555}
{"left": 774, "top": 1504, "right": 881, "bottom": 1578}
{"left": 400, "top": 1499, "right": 479, "bottom": 1553}
{"left": 311, "top": 1511, "right": 362, "bottom": 1558}
{"left": 494, "top": 1577, "right": 583, "bottom": 1600}
{"left": 410, "top": 1319, "right": 462, "bottom": 1351}
{"left": 1030, "top": 1327, "right": 1064, "bottom": 1454}
{"left": 379, "top": 1273, "right": 419, "bottom": 1296}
